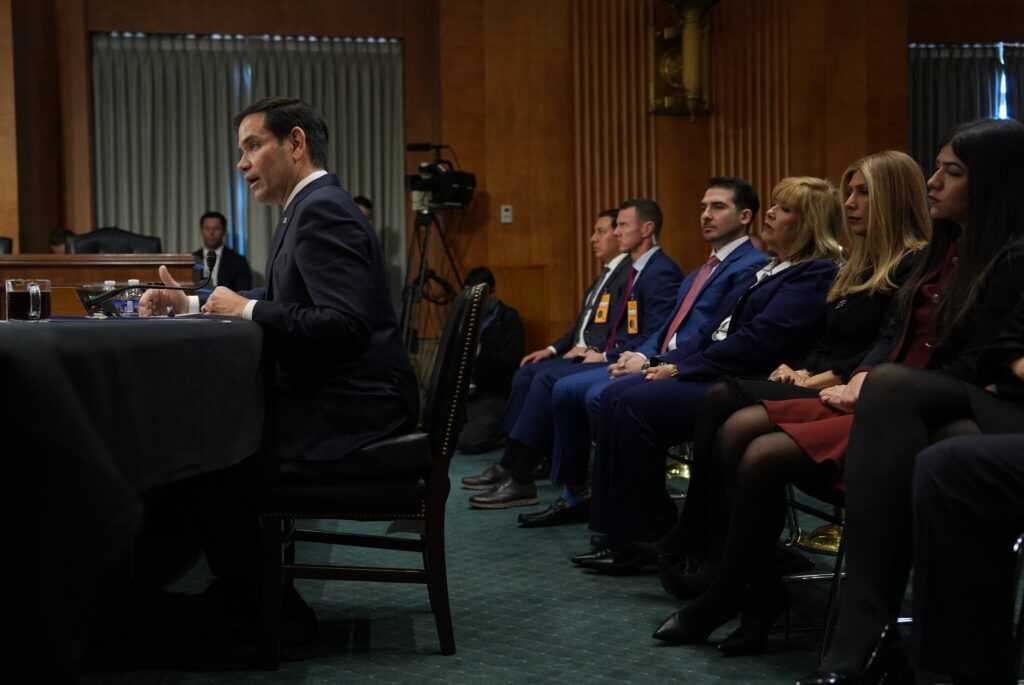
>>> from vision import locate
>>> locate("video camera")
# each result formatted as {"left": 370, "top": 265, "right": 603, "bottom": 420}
{"left": 405, "top": 144, "right": 476, "bottom": 209}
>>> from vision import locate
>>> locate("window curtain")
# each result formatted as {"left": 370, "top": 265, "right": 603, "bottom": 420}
{"left": 1005, "top": 43, "right": 1024, "bottom": 121}
{"left": 909, "top": 44, "right": 1002, "bottom": 170}
{"left": 92, "top": 34, "right": 406, "bottom": 298}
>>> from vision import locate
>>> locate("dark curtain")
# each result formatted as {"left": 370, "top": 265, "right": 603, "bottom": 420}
{"left": 910, "top": 44, "right": 1002, "bottom": 170}
{"left": 1005, "top": 44, "right": 1024, "bottom": 122}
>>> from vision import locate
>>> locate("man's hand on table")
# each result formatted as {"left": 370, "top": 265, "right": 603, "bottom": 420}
{"left": 202, "top": 286, "right": 250, "bottom": 317}
{"left": 139, "top": 265, "right": 188, "bottom": 317}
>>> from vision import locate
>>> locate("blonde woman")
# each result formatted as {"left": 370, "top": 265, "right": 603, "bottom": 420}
{"left": 573, "top": 176, "right": 844, "bottom": 576}
{"left": 650, "top": 152, "right": 932, "bottom": 653}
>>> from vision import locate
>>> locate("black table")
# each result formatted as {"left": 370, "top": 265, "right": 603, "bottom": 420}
{"left": 4, "top": 316, "right": 264, "bottom": 678}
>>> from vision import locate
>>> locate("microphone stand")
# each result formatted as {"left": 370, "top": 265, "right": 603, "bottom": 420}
{"left": 80, "top": 252, "right": 218, "bottom": 313}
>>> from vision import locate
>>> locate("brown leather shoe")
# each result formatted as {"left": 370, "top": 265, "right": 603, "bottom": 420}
{"left": 461, "top": 463, "right": 509, "bottom": 490}
{"left": 468, "top": 478, "right": 538, "bottom": 509}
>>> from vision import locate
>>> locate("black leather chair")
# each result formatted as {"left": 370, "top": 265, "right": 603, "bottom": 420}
{"left": 65, "top": 227, "right": 162, "bottom": 254}
{"left": 257, "top": 283, "right": 487, "bottom": 668}
{"left": 0, "top": 236, "right": 11, "bottom": 254}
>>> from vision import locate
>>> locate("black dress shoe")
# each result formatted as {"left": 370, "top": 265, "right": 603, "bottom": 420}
{"left": 574, "top": 545, "right": 656, "bottom": 575}
{"left": 468, "top": 477, "right": 538, "bottom": 508}
{"left": 717, "top": 580, "right": 788, "bottom": 656}
{"left": 517, "top": 497, "right": 589, "bottom": 528}
{"left": 651, "top": 589, "right": 741, "bottom": 644}
{"left": 796, "top": 624, "right": 914, "bottom": 685}
{"left": 461, "top": 463, "right": 509, "bottom": 490}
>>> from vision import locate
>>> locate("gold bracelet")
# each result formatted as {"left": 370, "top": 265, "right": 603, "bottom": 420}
{"left": 668, "top": 364, "right": 679, "bottom": 377}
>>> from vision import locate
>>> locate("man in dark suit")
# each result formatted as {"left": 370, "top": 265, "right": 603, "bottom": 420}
{"left": 459, "top": 208, "right": 631, "bottom": 488}
{"left": 457, "top": 266, "right": 526, "bottom": 453}
{"left": 468, "top": 198, "right": 683, "bottom": 509}
{"left": 142, "top": 97, "right": 418, "bottom": 461}
{"left": 517, "top": 178, "right": 768, "bottom": 527}
{"left": 193, "top": 211, "right": 253, "bottom": 292}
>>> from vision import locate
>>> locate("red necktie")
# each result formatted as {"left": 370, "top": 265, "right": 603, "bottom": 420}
{"left": 604, "top": 267, "right": 637, "bottom": 352}
{"left": 660, "top": 254, "right": 720, "bottom": 353}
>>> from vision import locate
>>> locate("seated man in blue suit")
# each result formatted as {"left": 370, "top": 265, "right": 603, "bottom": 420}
{"left": 574, "top": 176, "right": 844, "bottom": 573}
{"left": 469, "top": 199, "right": 683, "bottom": 509}
{"left": 518, "top": 177, "right": 768, "bottom": 528}
{"left": 460, "top": 208, "right": 631, "bottom": 487}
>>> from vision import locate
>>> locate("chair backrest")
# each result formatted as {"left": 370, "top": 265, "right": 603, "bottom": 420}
{"left": 422, "top": 283, "right": 487, "bottom": 463}
{"left": 0, "top": 236, "right": 11, "bottom": 254}
{"left": 66, "top": 227, "right": 162, "bottom": 254}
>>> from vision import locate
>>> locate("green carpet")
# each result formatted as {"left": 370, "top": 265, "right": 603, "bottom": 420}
{"left": 82, "top": 448, "right": 844, "bottom": 684}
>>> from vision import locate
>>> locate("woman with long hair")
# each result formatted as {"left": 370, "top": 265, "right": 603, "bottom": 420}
{"left": 797, "top": 120, "right": 1024, "bottom": 684}
{"left": 651, "top": 151, "right": 932, "bottom": 652}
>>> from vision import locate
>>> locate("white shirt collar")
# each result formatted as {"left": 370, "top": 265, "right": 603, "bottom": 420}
{"left": 284, "top": 169, "right": 329, "bottom": 211}
{"left": 712, "top": 235, "right": 749, "bottom": 263}
{"left": 631, "top": 245, "right": 661, "bottom": 273}
{"left": 604, "top": 253, "right": 628, "bottom": 271}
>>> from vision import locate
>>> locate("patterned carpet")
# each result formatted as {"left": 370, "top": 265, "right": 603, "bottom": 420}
{"left": 82, "top": 448, "right": 847, "bottom": 685}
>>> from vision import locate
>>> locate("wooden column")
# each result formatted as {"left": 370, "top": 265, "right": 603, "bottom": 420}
{"left": 0, "top": 0, "right": 18, "bottom": 252}
{"left": 571, "top": 0, "right": 656, "bottom": 301}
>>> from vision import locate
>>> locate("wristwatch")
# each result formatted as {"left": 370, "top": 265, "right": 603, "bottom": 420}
{"left": 640, "top": 360, "right": 651, "bottom": 372}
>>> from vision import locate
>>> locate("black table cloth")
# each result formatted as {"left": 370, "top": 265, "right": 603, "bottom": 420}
{"left": 4, "top": 316, "right": 264, "bottom": 679}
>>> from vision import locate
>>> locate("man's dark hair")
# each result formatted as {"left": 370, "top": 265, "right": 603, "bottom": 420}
{"left": 49, "top": 226, "right": 74, "bottom": 246}
{"left": 706, "top": 176, "right": 760, "bottom": 217}
{"left": 353, "top": 195, "right": 374, "bottom": 211}
{"left": 199, "top": 211, "right": 228, "bottom": 230}
{"left": 620, "top": 198, "right": 663, "bottom": 236}
{"left": 464, "top": 266, "right": 496, "bottom": 292}
{"left": 233, "top": 97, "right": 329, "bottom": 168}
{"left": 597, "top": 208, "right": 618, "bottom": 227}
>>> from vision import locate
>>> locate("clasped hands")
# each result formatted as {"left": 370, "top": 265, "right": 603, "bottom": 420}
{"left": 138, "top": 265, "right": 250, "bottom": 318}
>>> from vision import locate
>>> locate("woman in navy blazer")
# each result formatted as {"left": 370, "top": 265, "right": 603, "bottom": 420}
{"left": 575, "top": 177, "right": 844, "bottom": 574}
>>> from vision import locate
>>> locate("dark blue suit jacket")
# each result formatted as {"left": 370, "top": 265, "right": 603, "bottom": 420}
{"left": 243, "top": 173, "right": 419, "bottom": 461}
{"left": 635, "top": 240, "right": 768, "bottom": 358}
{"left": 605, "top": 248, "right": 683, "bottom": 362}
{"left": 662, "top": 258, "right": 838, "bottom": 381}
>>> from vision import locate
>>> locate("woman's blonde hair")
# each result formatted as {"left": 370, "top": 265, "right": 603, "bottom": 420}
{"left": 828, "top": 151, "right": 931, "bottom": 302}
{"left": 769, "top": 176, "right": 845, "bottom": 265}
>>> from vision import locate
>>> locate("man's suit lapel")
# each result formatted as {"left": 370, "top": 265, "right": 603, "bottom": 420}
{"left": 700, "top": 240, "right": 752, "bottom": 294}
{"left": 263, "top": 173, "right": 336, "bottom": 299}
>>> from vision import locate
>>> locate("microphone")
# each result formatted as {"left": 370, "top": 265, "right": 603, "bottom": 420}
{"left": 79, "top": 251, "right": 220, "bottom": 313}
{"left": 406, "top": 143, "right": 447, "bottom": 152}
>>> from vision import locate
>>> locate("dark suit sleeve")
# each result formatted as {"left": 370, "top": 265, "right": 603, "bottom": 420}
{"left": 233, "top": 253, "right": 253, "bottom": 291}
{"left": 608, "top": 259, "right": 682, "bottom": 360}
{"left": 251, "top": 198, "right": 377, "bottom": 356}
{"left": 671, "top": 262, "right": 835, "bottom": 381}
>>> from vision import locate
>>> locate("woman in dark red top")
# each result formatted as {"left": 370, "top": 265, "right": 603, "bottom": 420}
{"left": 799, "top": 119, "right": 1024, "bottom": 684}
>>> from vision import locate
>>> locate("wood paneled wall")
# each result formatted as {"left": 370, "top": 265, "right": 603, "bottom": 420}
{"left": 910, "top": 0, "right": 1024, "bottom": 42}
{"left": 708, "top": 0, "right": 909, "bottom": 209}
{"left": 571, "top": 0, "right": 656, "bottom": 294}
{"left": 709, "top": 0, "right": 789, "bottom": 213}
{"left": 0, "top": 0, "right": 17, "bottom": 251}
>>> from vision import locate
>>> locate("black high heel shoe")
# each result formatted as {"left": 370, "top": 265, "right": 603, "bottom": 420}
{"left": 717, "top": 580, "right": 789, "bottom": 656}
{"left": 795, "top": 623, "right": 914, "bottom": 685}
{"left": 652, "top": 589, "right": 741, "bottom": 644}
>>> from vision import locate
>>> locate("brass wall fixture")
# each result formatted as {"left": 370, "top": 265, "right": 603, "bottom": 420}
{"left": 650, "top": 0, "right": 717, "bottom": 118}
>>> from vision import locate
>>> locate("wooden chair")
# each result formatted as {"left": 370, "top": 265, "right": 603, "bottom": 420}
{"left": 257, "top": 283, "right": 487, "bottom": 668}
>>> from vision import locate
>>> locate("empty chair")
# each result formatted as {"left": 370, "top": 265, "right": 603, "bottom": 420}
{"left": 66, "top": 227, "right": 162, "bottom": 254}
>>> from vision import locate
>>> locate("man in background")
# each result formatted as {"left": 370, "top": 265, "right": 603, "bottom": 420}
{"left": 194, "top": 211, "right": 253, "bottom": 291}
{"left": 458, "top": 266, "right": 526, "bottom": 453}
{"left": 353, "top": 195, "right": 373, "bottom": 222}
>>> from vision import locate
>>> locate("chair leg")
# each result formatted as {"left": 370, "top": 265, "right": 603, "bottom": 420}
{"left": 259, "top": 515, "right": 284, "bottom": 670}
{"left": 423, "top": 511, "right": 455, "bottom": 655}
{"left": 819, "top": 530, "right": 847, "bottom": 665}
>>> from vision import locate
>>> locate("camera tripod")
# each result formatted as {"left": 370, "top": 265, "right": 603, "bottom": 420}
{"left": 399, "top": 209, "right": 463, "bottom": 352}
